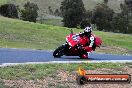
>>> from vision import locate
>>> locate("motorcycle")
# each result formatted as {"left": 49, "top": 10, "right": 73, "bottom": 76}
{"left": 53, "top": 29, "right": 102, "bottom": 59}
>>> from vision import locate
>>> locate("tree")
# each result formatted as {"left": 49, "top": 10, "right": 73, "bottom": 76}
{"left": 125, "top": 0, "right": 132, "bottom": 8}
{"left": 120, "top": 3, "right": 129, "bottom": 33}
{"left": 112, "top": 13, "right": 128, "bottom": 33}
{"left": 80, "top": 10, "right": 92, "bottom": 29}
{"left": 20, "top": 2, "right": 39, "bottom": 22}
{"left": 48, "top": 6, "right": 53, "bottom": 15}
{"left": 92, "top": 3, "right": 114, "bottom": 31}
{"left": 54, "top": 9, "right": 61, "bottom": 16}
{"left": 0, "top": 4, "right": 18, "bottom": 18}
{"left": 104, "top": 0, "right": 108, "bottom": 5}
{"left": 124, "top": 0, "right": 132, "bottom": 34}
{"left": 60, "top": 0, "right": 86, "bottom": 28}
{"left": 80, "top": 20, "right": 91, "bottom": 29}
{"left": 111, "top": 0, "right": 132, "bottom": 34}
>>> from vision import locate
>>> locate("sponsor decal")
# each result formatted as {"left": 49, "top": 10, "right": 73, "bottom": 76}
{"left": 76, "top": 66, "right": 131, "bottom": 85}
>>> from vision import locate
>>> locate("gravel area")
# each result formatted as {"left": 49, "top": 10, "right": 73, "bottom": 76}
{"left": 96, "top": 45, "right": 132, "bottom": 55}
{"left": 2, "top": 66, "right": 132, "bottom": 88}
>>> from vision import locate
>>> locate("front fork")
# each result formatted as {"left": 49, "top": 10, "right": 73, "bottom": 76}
{"left": 62, "top": 43, "right": 69, "bottom": 54}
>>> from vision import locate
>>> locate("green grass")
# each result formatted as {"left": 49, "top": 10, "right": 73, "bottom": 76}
{"left": 93, "top": 31, "right": 132, "bottom": 50}
{"left": 0, "top": 0, "right": 8, "bottom": 5}
{"left": 0, "top": 0, "right": 26, "bottom": 5}
{"left": 0, "top": 63, "right": 123, "bottom": 80}
{"left": 125, "top": 63, "right": 132, "bottom": 68}
{"left": 38, "top": 19, "right": 63, "bottom": 26}
{"left": 0, "top": 16, "right": 78, "bottom": 50}
{"left": 0, "top": 16, "right": 132, "bottom": 50}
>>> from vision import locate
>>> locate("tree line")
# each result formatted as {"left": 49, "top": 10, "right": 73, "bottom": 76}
{"left": 60, "top": 0, "right": 132, "bottom": 34}
{"left": 0, "top": 0, "right": 131, "bottom": 34}
{"left": 0, "top": 1, "right": 38, "bottom": 23}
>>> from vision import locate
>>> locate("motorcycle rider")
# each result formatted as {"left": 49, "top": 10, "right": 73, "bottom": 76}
{"left": 79, "top": 24, "right": 95, "bottom": 58}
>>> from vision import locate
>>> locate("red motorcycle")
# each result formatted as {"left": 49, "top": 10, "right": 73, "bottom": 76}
{"left": 53, "top": 30, "right": 102, "bottom": 59}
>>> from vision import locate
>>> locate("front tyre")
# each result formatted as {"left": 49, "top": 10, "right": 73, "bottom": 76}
{"left": 53, "top": 45, "right": 65, "bottom": 58}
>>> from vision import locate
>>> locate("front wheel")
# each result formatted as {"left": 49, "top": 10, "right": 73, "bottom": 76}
{"left": 53, "top": 45, "right": 65, "bottom": 58}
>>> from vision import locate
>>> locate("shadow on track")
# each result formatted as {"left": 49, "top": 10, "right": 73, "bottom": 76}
{"left": 60, "top": 56, "right": 94, "bottom": 61}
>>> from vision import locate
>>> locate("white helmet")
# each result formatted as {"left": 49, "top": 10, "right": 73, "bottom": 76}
{"left": 84, "top": 26, "right": 92, "bottom": 34}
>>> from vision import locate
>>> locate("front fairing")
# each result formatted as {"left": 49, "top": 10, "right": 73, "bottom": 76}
{"left": 66, "top": 34, "right": 80, "bottom": 47}
{"left": 63, "top": 43, "right": 80, "bottom": 56}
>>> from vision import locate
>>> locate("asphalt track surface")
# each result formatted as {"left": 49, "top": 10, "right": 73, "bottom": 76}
{"left": 0, "top": 48, "right": 132, "bottom": 65}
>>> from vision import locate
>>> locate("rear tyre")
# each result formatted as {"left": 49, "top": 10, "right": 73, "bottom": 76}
{"left": 53, "top": 45, "right": 65, "bottom": 58}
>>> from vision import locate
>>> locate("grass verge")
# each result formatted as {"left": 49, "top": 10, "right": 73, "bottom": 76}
{"left": 0, "top": 63, "right": 132, "bottom": 88}
{"left": 0, "top": 63, "right": 123, "bottom": 80}
{"left": 39, "top": 19, "right": 63, "bottom": 27}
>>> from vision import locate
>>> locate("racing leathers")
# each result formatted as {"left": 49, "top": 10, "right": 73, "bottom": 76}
{"left": 79, "top": 32, "right": 95, "bottom": 52}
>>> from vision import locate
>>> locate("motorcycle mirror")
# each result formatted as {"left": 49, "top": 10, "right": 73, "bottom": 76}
{"left": 70, "top": 29, "right": 73, "bottom": 34}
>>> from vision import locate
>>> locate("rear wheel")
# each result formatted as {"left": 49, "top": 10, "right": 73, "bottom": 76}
{"left": 53, "top": 45, "right": 65, "bottom": 58}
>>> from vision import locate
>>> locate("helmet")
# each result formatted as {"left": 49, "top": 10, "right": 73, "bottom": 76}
{"left": 84, "top": 26, "right": 92, "bottom": 36}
